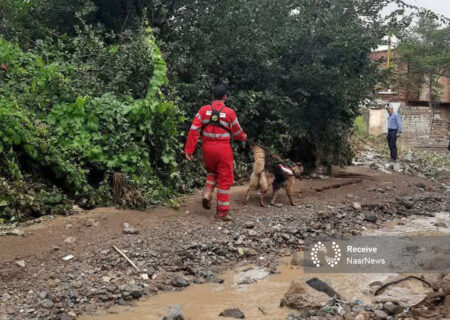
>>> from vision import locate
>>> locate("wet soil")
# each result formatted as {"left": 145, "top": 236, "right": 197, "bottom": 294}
{"left": 0, "top": 166, "right": 448, "bottom": 320}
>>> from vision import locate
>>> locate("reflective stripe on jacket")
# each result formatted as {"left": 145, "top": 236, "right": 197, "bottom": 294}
{"left": 185, "top": 100, "right": 247, "bottom": 155}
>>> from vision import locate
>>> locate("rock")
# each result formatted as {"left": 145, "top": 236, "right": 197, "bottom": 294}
{"left": 434, "top": 222, "right": 447, "bottom": 228}
{"left": 235, "top": 267, "right": 269, "bottom": 285}
{"left": 247, "top": 230, "right": 258, "bottom": 237}
{"left": 291, "top": 252, "right": 302, "bottom": 266}
{"left": 392, "top": 163, "right": 401, "bottom": 172}
{"left": 123, "top": 284, "right": 144, "bottom": 299}
{"left": 280, "top": 280, "right": 330, "bottom": 310}
{"left": 219, "top": 308, "right": 245, "bottom": 318}
{"left": 3, "top": 228, "right": 25, "bottom": 237}
{"left": 443, "top": 295, "right": 450, "bottom": 316}
{"left": 364, "top": 213, "right": 378, "bottom": 223}
{"left": 64, "top": 236, "right": 76, "bottom": 244}
{"left": 415, "top": 183, "right": 426, "bottom": 190}
{"left": 71, "top": 205, "right": 83, "bottom": 213}
{"left": 374, "top": 310, "right": 388, "bottom": 319}
{"left": 443, "top": 274, "right": 450, "bottom": 294}
{"left": 123, "top": 223, "right": 139, "bottom": 235}
{"left": 306, "top": 278, "right": 338, "bottom": 298}
{"left": 352, "top": 202, "right": 362, "bottom": 210}
{"left": 162, "top": 304, "right": 184, "bottom": 320}
{"left": 244, "top": 221, "right": 254, "bottom": 229}
{"left": 354, "top": 314, "right": 365, "bottom": 320}
{"left": 40, "top": 299, "right": 54, "bottom": 309}
{"left": 404, "top": 151, "right": 414, "bottom": 162}
{"left": 141, "top": 273, "right": 149, "bottom": 281}
{"left": 102, "top": 276, "right": 111, "bottom": 283}
{"left": 172, "top": 277, "right": 189, "bottom": 288}
{"left": 84, "top": 218, "right": 98, "bottom": 227}
{"left": 15, "top": 260, "right": 26, "bottom": 268}
{"left": 62, "top": 255, "right": 74, "bottom": 261}
{"left": 38, "top": 291, "right": 48, "bottom": 299}
{"left": 382, "top": 302, "right": 401, "bottom": 315}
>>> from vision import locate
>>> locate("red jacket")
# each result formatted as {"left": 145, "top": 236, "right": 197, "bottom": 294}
{"left": 185, "top": 100, "right": 247, "bottom": 154}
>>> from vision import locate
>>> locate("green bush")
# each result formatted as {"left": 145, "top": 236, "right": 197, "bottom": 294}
{"left": 0, "top": 28, "right": 183, "bottom": 222}
{"left": 353, "top": 116, "right": 368, "bottom": 139}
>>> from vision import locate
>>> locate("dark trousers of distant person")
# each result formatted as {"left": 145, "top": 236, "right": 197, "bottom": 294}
{"left": 387, "top": 129, "right": 398, "bottom": 161}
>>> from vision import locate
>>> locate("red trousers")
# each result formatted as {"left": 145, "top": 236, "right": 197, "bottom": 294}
{"left": 202, "top": 141, "right": 233, "bottom": 216}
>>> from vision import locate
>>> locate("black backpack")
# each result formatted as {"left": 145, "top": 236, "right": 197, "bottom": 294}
{"left": 202, "top": 104, "right": 230, "bottom": 131}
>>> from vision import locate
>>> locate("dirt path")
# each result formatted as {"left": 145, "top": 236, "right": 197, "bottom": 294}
{"left": 0, "top": 166, "right": 445, "bottom": 320}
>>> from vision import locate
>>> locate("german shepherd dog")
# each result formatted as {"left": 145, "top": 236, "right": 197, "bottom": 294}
{"left": 244, "top": 145, "right": 303, "bottom": 207}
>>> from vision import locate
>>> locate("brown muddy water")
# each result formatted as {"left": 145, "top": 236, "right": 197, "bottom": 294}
{"left": 82, "top": 213, "right": 450, "bottom": 320}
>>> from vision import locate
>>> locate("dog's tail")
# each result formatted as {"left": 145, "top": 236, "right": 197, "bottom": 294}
{"left": 252, "top": 145, "right": 265, "bottom": 174}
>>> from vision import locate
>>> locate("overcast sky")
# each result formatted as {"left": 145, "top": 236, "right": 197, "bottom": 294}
{"left": 404, "top": 0, "right": 450, "bottom": 18}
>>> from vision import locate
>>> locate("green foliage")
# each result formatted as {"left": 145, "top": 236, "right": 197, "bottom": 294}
{"left": 0, "top": 27, "right": 182, "bottom": 221}
{"left": 353, "top": 116, "right": 368, "bottom": 139}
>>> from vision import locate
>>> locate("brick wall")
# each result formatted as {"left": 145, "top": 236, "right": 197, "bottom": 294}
{"left": 399, "top": 105, "right": 431, "bottom": 141}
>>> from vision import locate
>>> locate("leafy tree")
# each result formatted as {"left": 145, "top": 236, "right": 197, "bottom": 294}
{"left": 398, "top": 13, "right": 450, "bottom": 112}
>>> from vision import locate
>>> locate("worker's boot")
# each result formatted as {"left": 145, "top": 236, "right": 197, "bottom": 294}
{"left": 202, "top": 173, "right": 216, "bottom": 209}
{"left": 216, "top": 211, "right": 232, "bottom": 221}
{"left": 202, "top": 189, "right": 212, "bottom": 209}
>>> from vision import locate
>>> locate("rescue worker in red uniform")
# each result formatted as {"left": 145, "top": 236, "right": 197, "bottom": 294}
{"left": 185, "top": 85, "right": 247, "bottom": 221}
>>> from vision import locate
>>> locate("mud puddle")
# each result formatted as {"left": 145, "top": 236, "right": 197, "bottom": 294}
{"left": 82, "top": 212, "right": 449, "bottom": 320}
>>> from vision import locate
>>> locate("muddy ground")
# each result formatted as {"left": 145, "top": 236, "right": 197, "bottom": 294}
{"left": 0, "top": 164, "right": 449, "bottom": 320}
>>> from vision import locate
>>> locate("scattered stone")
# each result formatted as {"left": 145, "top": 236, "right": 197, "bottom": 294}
{"left": 383, "top": 301, "right": 401, "bottom": 315}
{"left": 141, "top": 273, "right": 149, "bottom": 281}
{"left": 62, "top": 255, "right": 74, "bottom": 261}
{"left": 123, "top": 223, "right": 139, "bottom": 235}
{"left": 71, "top": 205, "right": 83, "bottom": 213}
{"left": 172, "top": 277, "right": 189, "bottom": 288}
{"left": 162, "top": 304, "right": 184, "bottom": 320}
{"left": 123, "top": 284, "right": 144, "bottom": 299}
{"left": 84, "top": 218, "right": 98, "bottom": 227}
{"left": 235, "top": 267, "right": 269, "bottom": 285}
{"left": 15, "top": 260, "right": 26, "bottom": 268}
{"left": 306, "top": 278, "right": 338, "bottom": 298}
{"left": 434, "top": 222, "right": 447, "bottom": 228}
{"left": 247, "top": 230, "right": 258, "bottom": 237}
{"left": 364, "top": 212, "right": 378, "bottom": 223}
{"left": 0, "top": 228, "right": 25, "bottom": 237}
{"left": 354, "top": 314, "right": 365, "bottom": 320}
{"left": 442, "top": 274, "right": 450, "bottom": 294}
{"left": 40, "top": 299, "right": 54, "bottom": 309}
{"left": 374, "top": 310, "right": 388, "bottom": 319}
{"left": 244, "top": 221, "right": 255, "bottom": 229}
{"left": 352, "top": 202, "right": 362, "bottom": 210}
{"left": 102, "top": 276, "right": 111, "bottom": 283}
{"left": 64, "top": 236, "right": 76, "bottom": 244}
{"left": 280, "top": 280, "right": 330, "bottom": 310}
{"left": 219, "top": 308, "right": 245, "bottom": 318}
{"left": 415, "top": 183, "right": 426, "bottom": 190}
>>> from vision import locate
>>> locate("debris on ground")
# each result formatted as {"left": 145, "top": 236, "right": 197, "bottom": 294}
{"left": 280, "top": 280, "right": 331, "bottom": 310}
{"left": 235, "top": 267, "right": 270, "bottom": 285}
{"left": 162, "top": 304, "right": 184, "bottom": 320}
{"left": 219, "top": 308, "right": 245, "bottom": 318}
{"left": 123, "top": 222, "right": 139, "bottom": 235}
{"left": 15, "top": 260, "right": 25, "bottom": 268}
